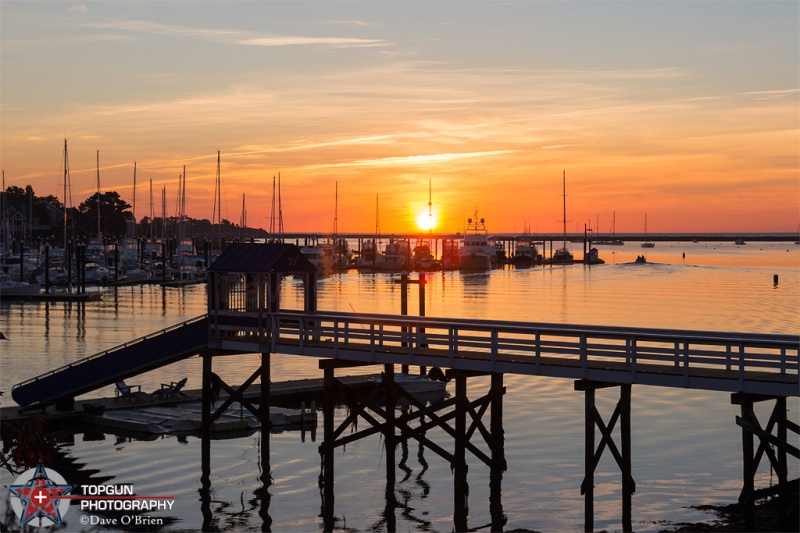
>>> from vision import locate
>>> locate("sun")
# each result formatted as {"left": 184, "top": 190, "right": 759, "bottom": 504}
{"left": 416, "top": 209, "right": 437, "bottom": 231}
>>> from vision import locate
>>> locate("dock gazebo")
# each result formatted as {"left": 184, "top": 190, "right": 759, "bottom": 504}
{"left": 206, "top": 242, "right": 318, "bottom": 353}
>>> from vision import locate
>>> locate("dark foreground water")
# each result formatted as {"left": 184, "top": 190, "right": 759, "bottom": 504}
{"left": 1, "top": 242, "right": 799, "bottom": 532}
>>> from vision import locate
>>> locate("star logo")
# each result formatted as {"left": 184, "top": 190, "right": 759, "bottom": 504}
{"left": 8, "top": 464, "right": 73, "bottom": 527}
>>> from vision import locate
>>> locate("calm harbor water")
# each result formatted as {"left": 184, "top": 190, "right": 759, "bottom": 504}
{"left": 1, "top": 241, "right": 799, "bottom": 532}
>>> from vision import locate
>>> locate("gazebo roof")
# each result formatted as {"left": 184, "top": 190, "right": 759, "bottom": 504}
{"left": 206, "top": 243, "right": 317, "bottom": 274}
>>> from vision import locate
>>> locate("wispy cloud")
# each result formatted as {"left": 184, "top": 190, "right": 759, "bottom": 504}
{"left": 84, "top": 19, "right": 387, "bottom": 48}
{"left": 298, "top": 150, "right": 519, "bottom": 171}
{"left": 239, "top": 36, "right": 385, "bottom": 48}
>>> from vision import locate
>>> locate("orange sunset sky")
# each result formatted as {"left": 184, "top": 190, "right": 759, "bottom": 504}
{"left": 1, "top": 1, "right": 798, "bottom": 235}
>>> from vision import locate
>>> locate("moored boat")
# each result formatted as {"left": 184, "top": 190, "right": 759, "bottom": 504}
{"left": 375, "top": 238, "right": 411, "bottom": 272}
{"left": 509, "top": 237, "right": 540, "bottom": 266}
{"left": 458, "top": 210, "right": 493, "bottom": 271}
{"left": 0, "top": 275, "right": 41, "bottom": 296}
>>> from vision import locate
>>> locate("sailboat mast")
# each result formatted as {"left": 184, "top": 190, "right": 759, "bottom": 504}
{"left": 333, "top": 181, "right": 338, "bottom": 236}
{"left": 1, "top": 170, "right": 5, "bottom": 254}
{"left": 149, "top": 179, "right": 154, "bottom": 240}
{"left": 240, "top": 193, "right": 246, "bottom": 241}
{"left": 214, "top": 150, "right": 221, "bottom": 249}
{"left": 428, "top": 178, "right": 433, "bottom": 240}
{"left": 562, "top": 170, "right": 567, "bottom": 249}
{"left": 161, "top": 186, "right": 166, "bottom": 241}
{"left": 96, "top": 150, "right": 101, "bottom": 239}
{"left": 63, "top": 139, "right": 68, "bottom": 251}
{"left": 277, "top": 173, "right": 284, "bottom": 237}
{"left": 132, "top": 161, "right": 137, "bottom": 239}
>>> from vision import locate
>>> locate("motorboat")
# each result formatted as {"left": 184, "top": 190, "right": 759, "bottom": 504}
{"left": 551, "top": 248, "right": 574, "bottom": 264}
{"left": 459, "top": 210, "right": 493, "bottom": 271}
{"left": 355, "top": 239, "right": 378, "bottom": 271}
{"left": 412, "top": 241, "right": 437, "bottom": 271}
{"left": 375, "top": 238, "right": 411, "bottom": 272}
{"left": 509, "top": 237, "right": 540, "bottom": 266}
{"left": 0, "top": 274, "right": 41, "bottom": 296}
{"left": 395, "top": 373, "right": 447, "bottom": 394}
{"left": 371, "top": 372, "right": 448, "bottom": 395}
{"left": 84, "top": 262, "right": 111, "bottom": 283}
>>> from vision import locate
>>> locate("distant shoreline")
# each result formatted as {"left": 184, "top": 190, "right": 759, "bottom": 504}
{"left": 271, "top": 232, "right": 800, "bottom": 243}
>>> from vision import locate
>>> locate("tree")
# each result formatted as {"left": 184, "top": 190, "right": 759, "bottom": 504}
{"left": 77, "top": 191, "right": 132, "bottom": 239}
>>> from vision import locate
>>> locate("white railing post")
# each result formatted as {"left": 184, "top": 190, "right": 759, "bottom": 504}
{"left": 298, "top": 317, "right": 305, "bottom": 349}
{"left": 491, "top": 329, "right": 498, "bottom": 371}
{"left": 683, "top": 340, "right": 690, "bottom": 386}
{"left": 271, "top": 314, "right": 277, "bottom": 352}
{"left": 334, "top": 319, "right": 339, "bottom": 357}
{"left": 738, "top": 342, "right": 746, "bottom": 389}
{"left": 449, "top": 326, "right": 456, "bottom": 366}
{"left": 580, "top": 334, "right": 588, "bottom": 374}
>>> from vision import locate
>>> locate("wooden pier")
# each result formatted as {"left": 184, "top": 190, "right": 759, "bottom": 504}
{"left": 203, "top": 243, "right": 798, "bottom": 532}
{"left": 10, "top": 242, "right": 799, "bottom": 532}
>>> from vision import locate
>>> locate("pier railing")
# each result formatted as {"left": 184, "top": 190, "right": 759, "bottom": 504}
{"left": 210, "top": 310, "right": 800, "bottom": 396}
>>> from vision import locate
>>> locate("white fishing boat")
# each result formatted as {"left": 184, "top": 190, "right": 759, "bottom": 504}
{"left": 84, "top": 262, "right": 111, "bottom": 283}
{"left": 355, "top": 239, "right": 378, "bottom": 271}
{"left": 375, "top": 238, "right": 410, "bottom": 272}
{"left": 370, "top": 372, "right": 448, "bottom": 394}
{"left": 0, "top": 274, "right": 41, "bottom": 296}
{"left": 123, "top": 267, "right": 150, "bottom": 281}
{"left": 459, "top": 210, "right": 493, "bottom": 271}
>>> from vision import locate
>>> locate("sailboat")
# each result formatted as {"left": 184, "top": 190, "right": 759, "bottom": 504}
{"left": 551, "top": 171, "right": 574, "bottom": 264}
{"left": 641, "top": 214, "right": 655, "bottom": 248}
{"left": 594, "top": 211, "right": 624, "bottom": 246}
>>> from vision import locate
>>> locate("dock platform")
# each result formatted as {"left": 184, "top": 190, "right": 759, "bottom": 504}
{"left": 1, "top": 374, "right": 381, "bottom": 427}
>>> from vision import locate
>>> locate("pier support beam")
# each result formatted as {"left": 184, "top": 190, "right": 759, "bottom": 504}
{"left": 317, "top": 360, "right": 505, "bottom": 532}
{"left": 576, "top": 380, "right": 634, "bottom": 533}
{"left": 200, "top": 353, "right": 213, "bottom": 531}
{"left": 732, "top": 393, "right": 799, "bottom": 531}
{"left": 490, "top": 372, "right": 507, "bottom": 531}
{"left": 453, "top": 373, "right": 469, "bottom": 533}
{"left": 320, "top": 365, "right": 336, "bottom": 532}
{"left": 384, "top": 364, "right": 397, "bottom": 531}
{"left": 200, "top": 351, "right": 274, "bottom": 531}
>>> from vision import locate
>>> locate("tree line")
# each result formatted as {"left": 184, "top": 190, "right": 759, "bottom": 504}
{"left": 2, "top": 185, "right": 265, "bottom": 246}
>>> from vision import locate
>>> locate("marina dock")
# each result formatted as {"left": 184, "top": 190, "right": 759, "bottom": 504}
{"left": 2, "top": 374, "right": 380, "bottom": 428}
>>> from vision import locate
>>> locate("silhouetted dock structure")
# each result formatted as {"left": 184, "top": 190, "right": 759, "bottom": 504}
{"left": 10, "top": 242, "right": 799, "bottom": 532}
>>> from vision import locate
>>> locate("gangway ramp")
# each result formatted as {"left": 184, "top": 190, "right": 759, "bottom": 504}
{"left": 12, "top": 315, "right": 210, "bottom": 409}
